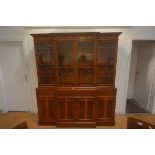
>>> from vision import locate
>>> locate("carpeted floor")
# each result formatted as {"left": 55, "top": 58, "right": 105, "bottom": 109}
{"left": 0, "top": 112, "right": 155, "bottom": 129}
{"left": 126, "top": 99, "right": 148, "bottom": 113}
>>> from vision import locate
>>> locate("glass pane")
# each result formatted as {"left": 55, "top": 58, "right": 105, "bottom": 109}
{"left": 78, "top": 68, "right": 94, "bottom": 85}
{"left": 97, "top": 43, "right": 116, "bottom": 85}
{"left": 58, "top": 55, "right": 64, "bottom": 67}
{"left": 57, "top": 42, "right": 73, "bottom": 53}
{"left": 78, "top": 41, "right": 94, "bottom": 53}
{"left": 98, "top": 48, "right": 115, "bottom": 64}
{"left": 58, "top": 68, "right": 75, "bottom": 85}
{"left": 107, "top": 49, "right": 115, "bottom": 64}
{"left": 39, "top": 49, "right": 52, "bottom": 64}
{"left": 40, "top": 76, "right": 55, "bottom": 84}
{"left": 98, "top": 49, "right": 108, "bottom": 64}
{"left": 78, "top": 53, "right": 94, "bottom": 67}
{"left": 36, "top": 43, "right": 53, "bottom": 64}
{"left": 36, "top": 43, "right": 54, "bottom": 85}
{"left": 65, "top": 42, "right": 73, "bottom": 53}
{"left": 39, "top": 65, "right": 53, "bottom": 75}
{"left": 57, "top": 42, "right": 65, "bottom": 53}
{"left": 58, "top": 54, "right": 73, "bottom": 67}
{"left": 97, "top": 77, "right": 113, "bottom": 84}
{"left": 98, "top": 64, "right": 114, "bottom": 76}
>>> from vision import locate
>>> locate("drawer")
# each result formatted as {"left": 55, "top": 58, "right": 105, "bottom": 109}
{"left": 36, "top": 88, "right": 55, "bottom": 96}
{"left": 56, "top": 89, "right": 76, "bottom": 96}
{"left": 76, "top": 90, "right": 96, "bottom": 96}
{"left": 96, "top": 90, "right": 116, "bottom": 96}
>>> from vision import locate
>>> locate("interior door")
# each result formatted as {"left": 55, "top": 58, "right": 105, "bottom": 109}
{"left": 133, "top": 44, "right": 154, "bottom": 111}
{"left": 148, "top": 70, "right": 155, "bottom": 112}
{"left": 0, "top": 42, "right": 30, "bottom": 111}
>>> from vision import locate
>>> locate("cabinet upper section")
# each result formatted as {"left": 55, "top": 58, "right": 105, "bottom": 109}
{"left": 31, "top": 32, "right": 121, "bottom": 87}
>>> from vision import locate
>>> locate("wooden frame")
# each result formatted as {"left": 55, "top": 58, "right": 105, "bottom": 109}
{"left": 31, "top": 32, "right": 121, "bottom": 128}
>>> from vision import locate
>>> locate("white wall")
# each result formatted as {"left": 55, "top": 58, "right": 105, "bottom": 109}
{"left": 0, "top": 27, "right": 25, "bottom": 41}
{"left": 1, "top": 26, "right": 155, "bottom": 114}
{"left": 134, "top": 42, "right": 155, "bottom": 111}
{"left": 149, "top": 69, "right": 155, "bottom": 113}
{"left": 127, "top": 42, "right": 139, "bottom": 99}
{"left": 0, "top": 67, "right": 4, "bottom": 110}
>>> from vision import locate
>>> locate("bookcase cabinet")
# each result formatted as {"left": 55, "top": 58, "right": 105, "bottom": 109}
{"left": 31, "top": 32, "right": 121, "bottom": 127}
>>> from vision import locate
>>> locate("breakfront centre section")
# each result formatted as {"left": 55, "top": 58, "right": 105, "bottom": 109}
{"left": 31, "top": 32, "right": 121, "bottom": 128}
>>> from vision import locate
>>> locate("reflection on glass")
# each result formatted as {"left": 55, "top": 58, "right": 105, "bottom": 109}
{"left": 39, "top": 50, "right": 52, "bottom": 64}
{"left": 36, "top": 43, "right": 53, "bottom": 64}
{"left": 58, "top": 54, "right": 73, "bottom": 67}
{"left": 78, "top": 53, "right": 94, "bottom": 67}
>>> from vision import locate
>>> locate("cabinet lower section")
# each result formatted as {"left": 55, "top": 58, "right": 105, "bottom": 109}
{"left": 36, "top": 87, "right": 116, "bottom": 128}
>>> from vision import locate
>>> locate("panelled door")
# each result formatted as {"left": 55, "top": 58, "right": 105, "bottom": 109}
{"left": 56, "top": 97, "right": 96, "bottom": 124}
{"left": 0, "top": 42, "right": 30, "bottom": 111}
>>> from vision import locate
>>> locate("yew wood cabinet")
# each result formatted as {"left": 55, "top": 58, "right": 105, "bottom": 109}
{"left": 31, "top": 32, "right": 121, "bottom": 128}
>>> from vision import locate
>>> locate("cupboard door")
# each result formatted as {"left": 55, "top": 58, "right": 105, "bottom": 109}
{"left": 77, "top": 40, "right": 95, "bottom": 86}
{"left": 96, "top": 97, "right": 115, "bottom": 125}
{"left": 37, "top": 96, "right": 56, "bottom": 125}
{"left": 56, "top": 41, "right": 76, "bottom": 86}
{"left": 57, "top": 98, "right": 75, "bottom": 122}
{"left": 97, "top": 40, "right": 117, "bottom": 86}
{"left": 77, "top": 98, "right": 96, "bottom": 122}
{"left": 35, "top": 42, "right": 55, "bottom": 85}
{"left": 57, "top": 97, "right": 96, "bottom": 122}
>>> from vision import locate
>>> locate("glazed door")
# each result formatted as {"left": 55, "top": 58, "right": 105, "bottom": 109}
{"left": 35, "top": 42, "right": 55, "bottom": 85}
{"left": 77, "top": 40, "right": 96, "bottom": 86}
{"left": 56, "top": 41, "right": 76, "bottom": 86}
{"left": 97, "top": 40, "right": 117, "bottom": 86}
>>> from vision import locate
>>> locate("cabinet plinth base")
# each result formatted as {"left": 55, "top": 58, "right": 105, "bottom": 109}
{"left": 96, "top": 121, "right": 115, "bottom": 126}
{"left": 38, "top": 120, "right": 56, "bottom": 126}
{"left": 56, "top": 122, "right": 96, "bottom": 128}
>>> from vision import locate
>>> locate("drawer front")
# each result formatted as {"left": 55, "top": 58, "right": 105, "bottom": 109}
{"left": 96, "top": 90, "right": 116, "bottom": 96}
{"left": 36, "top": 88, "right": 55, "bottom": 96}
{"left": 56, "top": 90, "right": 76, "bottom": 96}
{"left": 76, "top": 90, "right": 96, "bottom": 96}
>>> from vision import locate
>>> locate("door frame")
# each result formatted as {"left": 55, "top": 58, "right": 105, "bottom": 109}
{"left": 0, "top": 37, "right": 34, "bottom": 113}
{"left": 124, "top": 35, "right": 155, "bottom": 114}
